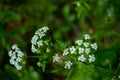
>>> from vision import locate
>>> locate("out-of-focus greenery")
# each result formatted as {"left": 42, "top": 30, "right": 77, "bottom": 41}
{"left": 0, "top": 0, "right": 120, "bottom": 80}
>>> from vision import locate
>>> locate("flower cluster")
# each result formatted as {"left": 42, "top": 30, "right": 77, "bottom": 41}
{"left": 75, "top": 34, "right": 97, "bottom": 63}
{"left": 31, "top": 26, "right": 49, "bottom": 53}
{"left": 8, "top": 44, "right": 24, "bottom": 70}
{"left": 53, "top": 34, "right": 98, "bottom": 69}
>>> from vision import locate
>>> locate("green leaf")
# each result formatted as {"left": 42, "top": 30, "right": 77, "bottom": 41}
{"left": 95, "top": 49, "right": 117, "bottom": 68}
{"left": 70, "top": 63, "right": 94, "bottom": 80}
{"left": 41, "top": 61, "right": 47, "bottom": 72}
{"left": 63, "top": 5, "right": 70, "bottom": 18}
{"left": 51, "top": 67, "right": 64, "bottom": 73}
{"left": 54, "top": 39, "right": 66, "bottom": 50}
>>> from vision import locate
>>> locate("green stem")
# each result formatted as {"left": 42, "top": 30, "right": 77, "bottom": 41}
{"left": 66, "top": 67, "right": 73, "bottom": 80}
{"left": 27, "top": 56, "right": 39, "bottom": 58}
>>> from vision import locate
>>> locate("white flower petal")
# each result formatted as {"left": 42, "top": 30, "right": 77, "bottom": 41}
{"left": 84, "top": 34, "right": 91, "bottom": 40}
{"left": 88, "top": 55, "right": 95, "bottom": 63}
{"left": 69, "top": 46, "right": 76, "bottom": 54}
{"left": 78, "top": 55, "right": 86, "bottom": 62}
{"left": 64, "top": 61, "right": 73, "bottom": 69}
{"left": 75, "top": 40, "right": 83, "bottom": 46}
{"left": 53, "top": 54, "right": 60, "bottom": 62}
{"left": 63, "top": 48, "right": 69, "bottom": 56}
{"left": 78, "top": 48, "right": 84, "bottom": 54}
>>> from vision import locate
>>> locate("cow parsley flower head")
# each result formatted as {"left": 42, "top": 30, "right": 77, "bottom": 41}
{"left": 64, "top": 61, "right": 73, "bottom": 69}
{"left": 84, "top": 34, "right": 91, "bottom": 40}
{"left": 69, "top": 46, "right": 76, "bottom": 54}
{"left": 88, "top": 55, "right": 95, "bottom": 63}
{"left": 78, "top": 55, "right": 86, "bottom": 62}
{"left": 8, "top": 44, "right": 24, "bottom": 70}
{"left": 31, "top": 26, "right": 49, "bottom": 53}
{"left": 53, "top": 54, "right": 60, "bottom": 62}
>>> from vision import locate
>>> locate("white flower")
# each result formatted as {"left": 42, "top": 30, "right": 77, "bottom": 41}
{"left": 10, "top": 59, "right": 15, "bottom": 65}
{"left": 31, "top": 44, "right": 36, "bottom": 53}
{"left": 16, "top": 57, "right": 22, "bottom": 62}
{"left": 11, "top": 54, "right": 16, "bottom": 60}
{"left": 35, "top": 26, "right": 49, "bottom": 38}
{"left": 118, "top": 75, "right": 120, "bottom": 79}
{"left": 53, "top": 54, "right": 60, "bottom": 62}
{"left": 15, "top": 63, "right": 22, "bottom": 70}
{"left": 78, "top": 55, "right": 86, "bottom": 62}
{"left": 64, "top": 61, "right": 73, "bottom": 69}
{"left": 83, "top": 42, "right": 90, "bottom": 47}
{"left": 69, "top": 46, "right": 76, "bottom": 54}
{"left": 12, "top": 44, "right": 20, "bottom": 51}
{"left": 63, "top": 48, "right": 69, "bottom": 56}
{"left": 8, "top": 44, "right": 24, "bottom": 70}
{"left": 91, "top": 43, "right": 98, "bottom": 50}
{"left": 88, "top": 55, "right": 95, "bottom": 63}
{"left": 84, "top": 34, "right": 91, "bottom": 40}
{"left": 78, "top": 48, "right": 84, "bottom": 54}
{"left": 8, "top": 50, "right": 13, "bottom": 57}
{"left": 75, "top": 40, "right": 83, "bottom": 46}
{"left": 85, "top": 48, "right": 90, "bottom": 54}
{"left": 17, "top": 51, "right": 24, "bottom": 57}
{"left": 31, "top": 35, "right": 38, "bottom": 45}
{"left": 42, "top": 26, "right": 49, "bottom": 32}
{"left": 37, "top": 40, "right": 43, "bottom": 48}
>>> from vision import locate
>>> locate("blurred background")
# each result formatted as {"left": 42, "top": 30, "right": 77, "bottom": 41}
{"left": 0, "top": 0, "right": 120, "bottom": 80}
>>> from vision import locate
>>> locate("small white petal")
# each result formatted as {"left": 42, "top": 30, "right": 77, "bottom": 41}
{"left": 78, "top": 48, "right": 84, "bottom": 54}
{"left": 42, "top": 26, "right": 49, "bottom": 32}
{"left": 11, "top": 54, "right": 16, "bottom": 60}
{"left": 78, "top": 55, "right": 86, "bottom": 62}
{"left": 12, "top": 44, "right": 17, "bottom": 50}
{"left": 37, "top": 40, "right": 43, "bottom": 48}
{"left": 83, "top": 42, "right": 90, "bottom": 47}
{"left": 88, "top": 55, "right": 95, "bottom": 63}
{"left": 75, "top": 40, "right": 83, "bottom": 46}
{"left": 9, "top": 59, "right": 15, "bottom": 65}
{"left": 69, "top": 46, "right": 76, "bottom": 54}
{"left": 17, "top": 51, "right": 24, "bottom": 57}
{"left": 16, "top": 57, "right": 22, "bottom": 62}
{"left": 84, "top": 34, "right": 91, "bottom": 40}
{"left": 8, "top": 50, "right": 13, "bottom": 57}
{"left": 91, "top": 43, "right": 98, "bottom": 50}
{"left": 64, "top": 61, "right": 73, "bottom": 69}
{"left": 118, "top": 75, "right": 120, "bottom": 78}
{"left": 31, "top": 35, "right": 38, "bottom": 45}
{"left": 85, "top": 48, "right": 90, "bottom": 54}
{"left": 15, "top": 64, "right": 22, "bottom": 70}
{"left": 53, "top": 54, "right": 60, "bottom": 62}
{"left": 63, "top": 48, "right": 69, "bottom": 56}
{"left": 31, "top": 44, "right": 36, "bottom": 53}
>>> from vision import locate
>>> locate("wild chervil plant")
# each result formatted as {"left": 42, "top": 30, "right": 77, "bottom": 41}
{"left": 8, "top": 26, "right": 98, "bottom": 79}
